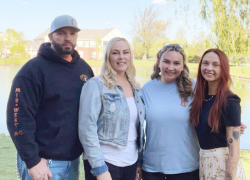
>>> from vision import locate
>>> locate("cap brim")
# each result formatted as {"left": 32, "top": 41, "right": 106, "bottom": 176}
{"left": 50, "top": 26, "right": 81, "bottom": 34}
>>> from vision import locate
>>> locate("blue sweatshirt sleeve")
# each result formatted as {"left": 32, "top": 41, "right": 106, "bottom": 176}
{"left": 7, "top": 76, "right": 41, "bottom": 169}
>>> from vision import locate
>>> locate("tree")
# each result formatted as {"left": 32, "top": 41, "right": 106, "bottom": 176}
{"left": 169, "top": 0, "right": 250, "bottom": 65}
{"left": 95, "top": 36, "right": 104, "bottom": 61}
{"left": 0, "top": 29, "right": 27, "bottom": 57}
{"left": 185, "top": 32, "right": 209, "bottom": 63}
{"left": 0, "top": 38, "right": 3, "bottom": 56}
{"left": 149, "top": 38, "right": 170, "bottom": 59}
{"left": 132, "top": 39, "right": 144, "bottom": 59}
{"left": 131, "top": 5, "right": 171, "bottom": 60}
{"left": 200, "top": 0, "right": 250, "bottom": 65}
{"left": 174, "top": 27, "right": 188, "bottom": 47}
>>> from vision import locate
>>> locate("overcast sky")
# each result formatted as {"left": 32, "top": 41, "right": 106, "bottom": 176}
{"left": 0, "top": 0, "right": 208, "bottom": 42}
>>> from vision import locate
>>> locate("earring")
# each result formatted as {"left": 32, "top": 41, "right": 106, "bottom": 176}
{"left": 158, "top": 67, "right": 162, "bottom": 75}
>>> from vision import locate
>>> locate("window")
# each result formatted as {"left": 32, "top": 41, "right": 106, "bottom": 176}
{"left": 90, "top": 41, "right": 96, "bottom": 47}
{"left": 77, "top": 41, "right": 84, "bottom": 47}
{"left": 78, "top": 51, "right": 84, "bottom": 58}
{"left": 89, "top": 51, "right": 96, "bottom": 59}
{"left": 84, "top": 41, "right": 89, "bottom": 47}
{"left": 92, "top": 51, "right": 96, "bottom": 58}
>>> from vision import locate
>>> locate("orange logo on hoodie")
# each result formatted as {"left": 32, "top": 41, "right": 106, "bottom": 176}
{"left": 80, "top": 74, "right": 88, "bottom": 82}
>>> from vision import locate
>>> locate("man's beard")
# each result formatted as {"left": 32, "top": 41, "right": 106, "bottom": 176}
{"left": 52, "top": 40, "right": 76, "bottom": 56}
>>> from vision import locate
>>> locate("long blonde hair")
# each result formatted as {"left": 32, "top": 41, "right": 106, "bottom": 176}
{"left": 151, "top": 45, "right": 193, "bottom": 103}
{"left": 100, "top": 37, "right": 140, "bottom": 89}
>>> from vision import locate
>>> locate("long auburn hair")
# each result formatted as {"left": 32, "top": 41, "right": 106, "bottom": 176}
{"left": 190, "top": 48, "right": 232, "bottom": 132}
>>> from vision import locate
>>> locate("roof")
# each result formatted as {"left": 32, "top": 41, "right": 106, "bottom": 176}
{"left": 34, "top": 28, "right": 115, "bottom": 41}
{"left": 77, "top": 28, "right": 114, "bottom": 40}
{"left": 34, "top": 29, "right": 50, "bottom": 40}
{"left": 26, "top": 41, "right": 42, "bottom": 50}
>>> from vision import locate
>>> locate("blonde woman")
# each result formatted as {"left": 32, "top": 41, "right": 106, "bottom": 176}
{"left": 78, "top": 37, "right": 145, "bottom": 180}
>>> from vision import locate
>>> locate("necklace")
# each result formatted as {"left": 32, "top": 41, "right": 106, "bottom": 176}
{"left": 204, "top": 95, "right": 214, "bottom": 102}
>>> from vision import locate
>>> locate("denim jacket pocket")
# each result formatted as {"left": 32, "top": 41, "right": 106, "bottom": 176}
{"left": 103, "top": 93, "right": 121, "bottom": 115}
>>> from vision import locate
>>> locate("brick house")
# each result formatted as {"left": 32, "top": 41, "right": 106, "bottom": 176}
{"left": 31, "top": 28, "right": 126, "bottom": 60}
{"left": 25, "top": 41, "right": 42, "bottom": 58}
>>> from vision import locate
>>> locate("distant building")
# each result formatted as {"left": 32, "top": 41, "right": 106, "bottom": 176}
{"left": 26, "top": 28, "right": 126, "bottom": 60}
{"left": 25, "top": 41, "right": 42, "bottom": 58}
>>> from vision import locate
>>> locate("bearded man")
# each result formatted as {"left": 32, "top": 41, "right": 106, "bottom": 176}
{"left": 7, "top": 15, "right": 94, "bottom": 180}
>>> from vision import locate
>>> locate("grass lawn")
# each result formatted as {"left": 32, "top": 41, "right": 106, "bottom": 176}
{"left": 0, "top": 134, "right": 86, "bottom": 180}
{"left": 0, "top": 58, "right": 156, "bottom": 67}
{"left": 1, "top": 57, "right": 250, "bottom": 77}
{"left": 2, "top": 58, "right": 250, "bottom": 80}
{"left": 86, "top": 60, "right": 200, "bottom": 68}
{"left": 0, "top": 58, "right": 30, "bottom": 65}
{"left": 0, "top": 134, "right": 249, "bottom": 179}
{"left": 240, "top": 149, "right": 250, "bottom": 179}
{"left": 230, "top": 65, "right": 250, "bottom": 78}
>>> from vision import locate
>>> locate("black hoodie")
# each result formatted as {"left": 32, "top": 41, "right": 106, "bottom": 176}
{"left": 7, "top": 43, "right": 94, "bottom": 169}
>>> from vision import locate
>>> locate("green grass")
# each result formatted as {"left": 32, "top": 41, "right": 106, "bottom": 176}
{"left": 0, "top": 58, "right": 30, "bottom": 65}
{"left": 0, "top": 134, "right": 85, "bottom": 180}
{"left": 230, "top": 65, "right": 250, "bottom": 78}
{"left": 86, "top": 60, "right": 156, "bottom": 67}
{"left": 2, "top": 58, "right": 250, "bottom": 79}
{"left": 0, "top": 58, "right": 198, "bottom": 69}
{"left": 0, "top": 134, "right": 249, "bottom": 179}
{"left": 240, "top": 150, "right": 250, "bottom": 179}
{"left": 0, "top": 134, "right": 17, "bottom": 180}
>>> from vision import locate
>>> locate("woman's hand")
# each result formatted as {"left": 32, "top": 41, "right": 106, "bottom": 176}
{"left": 96, "top": 171, "right": 112, "bottom": 180}
{"left": 135, "top": 167, "right": 142, "bottom": 180}
{"left": 240, "top": 122, "right": 247, "bottom": 135}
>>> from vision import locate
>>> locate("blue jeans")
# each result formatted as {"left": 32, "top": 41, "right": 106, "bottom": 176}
{"left": 17, "top": 153, "right": 80, "bottom": 180}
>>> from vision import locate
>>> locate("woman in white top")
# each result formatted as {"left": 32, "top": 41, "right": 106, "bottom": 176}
{"left": 78, "top": 37, "right": 145, "bottom": 180}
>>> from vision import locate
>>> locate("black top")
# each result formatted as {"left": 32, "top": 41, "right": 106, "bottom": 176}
{"left": 7, "top": 43, "right": 94, "bottom": 169}
{"left": 196, "top": 94, "right": 241, "bottom": 149}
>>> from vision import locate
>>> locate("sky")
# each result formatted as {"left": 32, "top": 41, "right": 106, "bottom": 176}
{"left": 0, "top": 0, "right": 208, "bottom": 42}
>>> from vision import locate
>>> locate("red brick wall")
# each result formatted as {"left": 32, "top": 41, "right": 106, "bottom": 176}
{"left": 76, "top": 47, "right": 99, "bottom": 60}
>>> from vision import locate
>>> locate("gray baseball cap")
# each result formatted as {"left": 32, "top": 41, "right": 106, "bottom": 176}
{"left": 50, "top": 15, "right": 81, "bottom": 33}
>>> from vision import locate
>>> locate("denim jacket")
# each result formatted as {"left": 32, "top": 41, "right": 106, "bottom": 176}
{"left": 78, "top": 76, "right": 145, "bottom": 176}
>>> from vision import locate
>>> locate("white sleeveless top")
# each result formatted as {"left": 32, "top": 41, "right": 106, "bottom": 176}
{"left": 83, "top": 97, "right": 139, "bottom": 166}
{"left": 100, "top": 97, "right": 139, "bottom": 167}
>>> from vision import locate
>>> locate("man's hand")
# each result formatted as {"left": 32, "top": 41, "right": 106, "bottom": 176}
{"left": 96, "top": 171, "right": 112, "bottom": 180}
{"left": 135, "top": 167, "right": 142, "bottom": 180}
{"left": 240, "top": 122, "right": 247, "bottom": 135}
{"left": 28, "top": 158, "right": 52, "bottom": 180}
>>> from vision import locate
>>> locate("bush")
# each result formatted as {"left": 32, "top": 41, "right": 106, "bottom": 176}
{"left": 188, "top": 55, "right": 200, "bottom": 63}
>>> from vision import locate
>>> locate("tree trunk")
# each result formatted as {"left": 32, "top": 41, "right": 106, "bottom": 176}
{"left": 142, "top": 54, "right": 147, "bottom": 61}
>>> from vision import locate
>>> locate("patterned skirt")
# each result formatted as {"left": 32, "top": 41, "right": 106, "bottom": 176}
{"left": 199, "top": 147, "right": 247, "bottom": 180}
